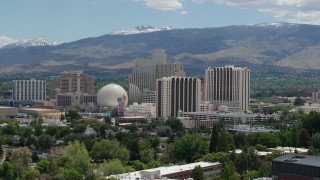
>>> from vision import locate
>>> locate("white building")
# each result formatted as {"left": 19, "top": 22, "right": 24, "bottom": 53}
{"left": 13, "top": 79, "right": 46, "bottom": 101}
{"left": 205, "top": 65, "right": 250, "bottom": 112}
{"left": 156, "top": 77, "right": 202, "bottom": 118}
{"left": 125, "top": 102, "right": 156, "bottom": 119}
{"left": 295, "top": 103, "right": 320, "bottom": 114}
{"left": 107, "top": 162, "right": 222, "bottom": 180}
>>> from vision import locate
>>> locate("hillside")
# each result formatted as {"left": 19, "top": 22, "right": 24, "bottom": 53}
{"left": 1, "top": 23, "right": 320, "bottom": 72}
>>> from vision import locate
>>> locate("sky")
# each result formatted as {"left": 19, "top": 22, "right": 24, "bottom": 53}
{"left": 1, "top": 0, "right": 319, "bottom": 42}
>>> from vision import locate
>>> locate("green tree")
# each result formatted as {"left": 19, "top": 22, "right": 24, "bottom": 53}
{"left": 10, "top": 147, "right": 32, "bottom": 177}
{"left": 223, "top": 161, "right": 239, "bottom": 180}
{"left": 294, "top": 97, "right": 306, "bottom": 106}
{"left": 22, "top": 167, "right": 40, "bottom": 180}
{"left": 65, "top": 109, "right": 81, "bottom": 122}
{"left": 36, "top": 158, "right": 49, "bottom": 174}
{"left": 38, "top": 134, "right": 55, "bottom": 149}
{"left": 54, "top": 168, "right": 83, "bottom": 180}
{"left": 303, "top": 111, "right": 320, "bottom": 135}
{"left": 311, "top": 132, "right": 320, "bottom": 149}
{"left": 217, "top": 127, "right": 229, "bottom": 152}
{"left": 244, "top": 170, "right": 259, "bottom": 180}
{"left": 171, "top": 134, "right": 208, "bottom": 163}
{"left": 140, "top": 149, "right": 155, "bottom": 163}
{"left": 209, "top": 125, "right": 219, "bottom": 153}
{"left": 90, "top": 139, "right": 130, "bottom": 163}
{"left": 191, "top": 165, "right": 205, "bottom": 180}
{"left": 235, "top": 147, "right": 260, "bottom": 175}
{"left": 56, "top": 141, "right": 93, "bottom": 178}
{"left": 199, "top": 152, "right": 230, "bottom": 165}
{"left": 257, "top": 132, "right": 281, "bottom": 147}
{"left": 165, "top": 117, "right": 185, "bottom": 136}
{"left": 258, "top": 161, "right": 272, "bottom": 177}
{"left": 0, "top": 161, "right": 18, "bottom": 179}
{"left": 299, "top": 128, "right": 310, "bottom": 148}
{"left": 96, "top": 159, "right": 134, "bottom": 177}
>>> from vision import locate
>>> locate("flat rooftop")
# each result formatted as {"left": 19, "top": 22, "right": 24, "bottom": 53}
{"left": 273, "top": 153, "right": 320, "bottom": 167}
{"left": 108, "top": 161, "right": 221, "bottom": 180}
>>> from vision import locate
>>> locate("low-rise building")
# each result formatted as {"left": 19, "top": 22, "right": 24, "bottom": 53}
{"left": 125, "top": 102, "right": 156, "bottom": 119}
{"left": 0, "top": 107, "right": 19, "bottom": 119}
{"left": 178, "top": 111, "right": 279, "bottom": 126}
{"left": 295, "top": 103, "right": 320, "bottom": 114}
{"left": 108, "top": 162, "right": 222, "bottom": 180}
{"left": 272, "top": 153, "right": 320, "bottom": 180}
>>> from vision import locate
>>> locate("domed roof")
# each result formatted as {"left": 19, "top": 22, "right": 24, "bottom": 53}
{"left": 97, "top": 84, "right": 128, "bottom": 107}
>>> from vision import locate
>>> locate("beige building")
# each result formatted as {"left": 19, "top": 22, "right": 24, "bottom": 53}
{"left": 56, "top": 93, "right": 97, "bottom": 107}
{"left": 205, "top": 65, "right": 250, "bottom": 112}
{"left": 0, "top": 107, "right": 19, "bottom": 119}
{"left": 128, "top": 49, "right": 185, "bottom": 104}
{"left": 125, "top": 103, "right": 156, "bottom": 119}
{"left": 48, "top": 70, "right": 96, "bottom": 99}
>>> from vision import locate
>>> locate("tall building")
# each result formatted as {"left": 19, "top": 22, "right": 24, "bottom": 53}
{"left": 13, "top": 79, "right": 46, "bottom": 101}
{"left": 205, "top": 65, "right": 250, "bottom": 112}
{"left": 128, "top": 49, "right": 185, "bottom": 104}
{"left": 156, "top": 77, "right": 202, "bottom": 118}
{"left": 60, "top": 70, "right": 95, "bottom": 94}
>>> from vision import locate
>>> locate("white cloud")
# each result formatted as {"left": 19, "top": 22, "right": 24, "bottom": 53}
{"left": 180, "top": 11, "right": 188, "bottom": 15}
{"left": 192, "top": 0, "right": 208, "bottom": 4}
{"left": 212, "top": 0, "right": 320, "bottom": 25}
{"left": 130, "top": 0, "right": 183, "bottom": 10}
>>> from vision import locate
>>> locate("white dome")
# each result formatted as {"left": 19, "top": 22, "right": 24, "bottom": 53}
{"left": 97, "top": 84, "right": 128, "bottom": 107}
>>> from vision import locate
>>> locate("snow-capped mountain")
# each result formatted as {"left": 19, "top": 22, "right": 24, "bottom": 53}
{"left": 111, "top": 25, "right": 175, "bottom": 35}
{"left": 0, "top": 36, "right": 18, "bottom": 48}
{"left": 2, "top": 37, "right": 61, "bottom": 48}
{"left": 248, "top": 22, "right": 298, "bottom": 28}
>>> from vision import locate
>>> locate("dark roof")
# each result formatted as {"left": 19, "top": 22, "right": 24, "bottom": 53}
{"left": 273, "top": 153, "right": 320, "bottom": 167}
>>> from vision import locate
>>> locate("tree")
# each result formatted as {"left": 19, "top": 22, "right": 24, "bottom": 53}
{"left": 96, "top": 159, "right": 134, "bottom": 177}
{"left": 235, "top": 147, "right": 261, "bottom": 175}
{"left": 65, "top": 109, "right": 81, "bottom": 122}
{"left": 223, "top": 161, "right": 239, "bottom": 180}
{"left": 165, "top": 117, "right": 185, "bottom": 136}
{"left": 10, "top": 147, "right": 32, "bottom": 177}
{"left": 311, "top": 132, "right": 320, "bottom": 149}
{"left": 258, "top": 162, "right": 271, "bottom": 177}
{"left": 299, "top": 128, "right": 310, "bottom": 148}
{"left": 303, "top": 111, "right": 320, "bottom": 135}
{"left": 200, "top": 152, "right": 230, "bottom": 165}
{"left": 140, "top": 149, "right": 155, "bottom": 163}
{"left": 0, "top": 161, "right": 18, "bottom": 179}
{"left": 217, "top": 127, "right": 229, "bottom": 152}
{"left": 191, "top": 165, "right": 205, "bottom": 180}
{"left": 36, "top": 158, "right": 49, "bottom": 174}
{"left": 171, "top": 134, "right": 208, "bottom": 163}
{"left": 209, "top": 125, "right": 219, "bottom": 153}
{"left": 257, "top": 132, "right": 281, "bottom": 147}
{"left": 294, "top": 97, "right": 306, "bottom": 106}
{"left": 22, "top": 167, "right": 40, "bottom": 180}
{"left": 54, "top": 168, "right": 83, "bottom": 180}
{"left": 90, "top": 139, "right": 130, "bottom": 164}
{"left": 56, "top": 141, "right": 93, "bottom": 178}
{"left": 31, "top": 152, "right": 40, "bottom": 163}
{"left": 38, "top": 134, "right": 55, "bottom": 149}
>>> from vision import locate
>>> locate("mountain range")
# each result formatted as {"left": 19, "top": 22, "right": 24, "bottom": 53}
{"left": 1, "top": 23, "right": 320, "bottom": 73}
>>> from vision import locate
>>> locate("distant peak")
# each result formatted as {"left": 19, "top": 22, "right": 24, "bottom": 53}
{"left": 248, "top": 22, "right": 298, "bottom": 28}
{"left": 2, "top": 37, "right": 62, "bottom": 48}
{"left": 110, "top": 25, "right": 175, "bottom": 35}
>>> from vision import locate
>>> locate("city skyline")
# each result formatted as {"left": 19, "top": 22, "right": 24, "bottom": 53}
{"left": 4, "top": 0, "right": 320, "bottom": 42}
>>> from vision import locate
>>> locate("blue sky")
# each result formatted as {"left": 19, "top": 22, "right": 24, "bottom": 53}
{"left": 1, "top": 0, "right": 319, "bottom": 42}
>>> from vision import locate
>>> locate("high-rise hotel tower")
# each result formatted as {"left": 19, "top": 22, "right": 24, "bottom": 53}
{"left": 13, "top": 79, "right": 46, "bottom": 101}
{"left": 156, "top": 77, "right": 201, "bottom": 118}
{"left": 205, "top": 65, "right": 250, "bottom": 112}
{"left": 128, "top": 49, "right": 185, "bottom": 104}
